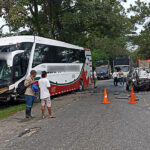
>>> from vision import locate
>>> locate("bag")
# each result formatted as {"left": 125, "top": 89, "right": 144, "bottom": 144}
{"left": 16, "top": 81, "right": 27, "bottom": 95}
{"left": 31, "top": 83, "right": 39, "bottom": 93}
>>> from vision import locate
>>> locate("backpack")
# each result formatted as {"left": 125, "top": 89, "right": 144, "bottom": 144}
{"left": 16, "top": 80, "right": 27, "bottom": 95}
{"left": 31, "top": 83, "right": 39, "bottom": 93}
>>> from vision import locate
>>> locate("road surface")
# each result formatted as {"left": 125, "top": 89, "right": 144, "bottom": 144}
{"left": 1, "top": 79, "right": 150, "bottom": 150}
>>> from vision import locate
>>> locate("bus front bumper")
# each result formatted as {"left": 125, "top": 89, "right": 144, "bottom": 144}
{"left": 0, "top": 87, "right": 13, "bottom": 101}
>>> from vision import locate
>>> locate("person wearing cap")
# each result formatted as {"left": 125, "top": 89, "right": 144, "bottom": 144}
{"left": 39, "top": 71, "right": 55, "bottom": 119}
{"left": 24, "top": 70, "right": 37, "bottom": 119}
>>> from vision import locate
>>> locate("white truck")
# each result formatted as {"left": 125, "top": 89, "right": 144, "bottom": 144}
{"left": 113, "top": 58, "right": 130, "bottom": 78}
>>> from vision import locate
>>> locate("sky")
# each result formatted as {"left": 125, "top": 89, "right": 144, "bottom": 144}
{"left": 0, "top": 0, "right": 149, "bottom": 34}
{"left": 121, "top": 0, "right": 150, "bottom": 33}
{"left": 122, "top": 0, "right": 149, "bottom": 10}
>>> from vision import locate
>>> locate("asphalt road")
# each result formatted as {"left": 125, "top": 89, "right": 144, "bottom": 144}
{"left": 1, "top": 79, "right": 150, "bottom": 150}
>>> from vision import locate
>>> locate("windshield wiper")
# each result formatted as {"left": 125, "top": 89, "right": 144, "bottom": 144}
{"left": 0, "top": 79, "right": 8, "bottom": 81}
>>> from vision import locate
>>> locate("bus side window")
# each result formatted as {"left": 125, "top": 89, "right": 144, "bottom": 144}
{"left": 32, "top": 43, "right": 86, "bottom": 66}
{"left": 32, "top": 44, "right": 44, "bottom": 67}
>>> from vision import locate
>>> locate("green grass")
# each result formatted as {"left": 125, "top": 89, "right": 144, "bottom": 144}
{"left": 0, "top": 104, "right": 26, "bottom": 120}
{"left": 0, "top": 103, "right": 39, "bottom": 120}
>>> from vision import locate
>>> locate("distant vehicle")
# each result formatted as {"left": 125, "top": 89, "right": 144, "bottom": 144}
{"left": 0, "top": 36, "right": 93, "bottom": 101}
{"left": 96, "top": 65, "right": 111, "bottom": 80}
{"left": 138, "top": 59, "right": 150, "bottom": 68}
{"left": 126, "top": 67, "right": 150, "bottom": 91}
{"left": 113, "top": 58, "right": 130, "bottom": 78}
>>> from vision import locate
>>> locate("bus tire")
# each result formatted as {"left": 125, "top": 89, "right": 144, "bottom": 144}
{"left": 78, "top": 80, "right": 84, "bottom": 92}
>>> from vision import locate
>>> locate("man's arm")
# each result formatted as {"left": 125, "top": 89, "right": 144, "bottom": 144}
{"left": 24, "top": 78, "right": 35, "bottom": 87}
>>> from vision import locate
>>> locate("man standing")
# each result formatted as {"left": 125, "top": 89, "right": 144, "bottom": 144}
{"left": 39, "top": 71, "right": 54, "bottom": 119}
{"left": 24, "top": 70, "right": 37, "bottom": 119}
{"left": 93, "top": 68, "right": 97, "bottom": 88}
{"left": 119, "top": 69, "right": 124, "bottom": 86}
{"left": 112, "top": 69, "right": 119, "bottom": 86}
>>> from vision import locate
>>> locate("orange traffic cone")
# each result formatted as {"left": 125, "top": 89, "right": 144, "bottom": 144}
{"left": 101, "top": 88, "right": 111, "bottom": 104}
{"left": 128, "top": 88, "right": 137, "bottom": 104}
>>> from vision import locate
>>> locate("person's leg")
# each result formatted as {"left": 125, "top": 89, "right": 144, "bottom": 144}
{"left": 94, "top": 78, "right": 97, "bottom": 88}
{"left": 31, "top": 96, "right": 35, "bottom": 107}
{"left": 41, "top": 106, "right": 45, "bottom": 119}
{"left": 46, "top": 97, "right": 54, "bottom": 118}
{"left": 114, "top": 78, "right": 117, "bottom": 86}
{"left": 93, "top": 78, "right": 95, "bottom": 88}
{"left": 47, "top": 107, "right": 53, "bottom": 117}
{"left": 116, "top": 78, "right": 118, "bottom": 86}
{"left": 29, "top": 96, "right": 35, "bottom": 118}
{"left": 122, "top": 77, "right": 124, "bottom": 85}
{"left": 41, "top": 99, "right": 46, "bottom": 119}
{"left": 25, "top": 95, "right": 31, "bottom": 118}
{"left": 123, "top": 77, "right": 124, "bottom": 85}
{"left": 119, "top": 78, "right": 121, "bottom": 85}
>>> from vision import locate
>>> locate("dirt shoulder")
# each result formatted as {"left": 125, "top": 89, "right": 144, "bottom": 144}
{"left": 0, "top": 86, "right": 94, "bottom": 144}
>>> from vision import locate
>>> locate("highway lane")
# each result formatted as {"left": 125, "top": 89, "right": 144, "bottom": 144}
{"left": 1, "top": 79, "right": 150, "bottom": 150}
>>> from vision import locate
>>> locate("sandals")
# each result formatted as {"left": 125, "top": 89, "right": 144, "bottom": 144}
{"left": 49, "top": 116, "right": 56, "bottom": 118}
{"left": 42, "top": 116, "right": 56, "bottom": 119}
{"left": 42, "top": 115, "right": 45, "bottom": 119}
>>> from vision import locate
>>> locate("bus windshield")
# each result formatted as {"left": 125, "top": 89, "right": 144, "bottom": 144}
{"left": 96, "top": 67, "right": 108, "bottom": 73}
{"left": 0, "top": 60, "right": 12, "bottom": 80}
{"left": 120, "top": 66, "right": 129, "bottom": 72}
{"left": 0, "top": 42, "right": 33, "bottom": 52}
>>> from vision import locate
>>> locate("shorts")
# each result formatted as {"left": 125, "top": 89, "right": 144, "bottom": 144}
{"left": 41, "top": 97, "right": 51, "bottom": 107}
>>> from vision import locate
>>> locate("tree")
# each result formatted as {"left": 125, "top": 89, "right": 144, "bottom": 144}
{"left": 0, "top": 0, "right": 132, "bottom": 65}
{"left": 128, "top": 0, "right": 150, "bottom": 59}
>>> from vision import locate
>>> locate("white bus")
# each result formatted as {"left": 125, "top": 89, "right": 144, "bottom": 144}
{"left": 0, "top": 36, "right": 93, "bottom": 101}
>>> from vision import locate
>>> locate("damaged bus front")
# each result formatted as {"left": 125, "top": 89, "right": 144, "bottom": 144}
{"left": 0, "top": 59, "right": 11, "bottom": 99}
{"left": 0, "top": 37, "right": 34, "bottom": 101}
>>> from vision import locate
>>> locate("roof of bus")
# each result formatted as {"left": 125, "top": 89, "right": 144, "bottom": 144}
{"left": 0, "top": 35, "right": 84, "bottom": 50}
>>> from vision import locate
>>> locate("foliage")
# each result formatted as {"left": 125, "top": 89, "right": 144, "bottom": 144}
{"left": 92, "top": 49, "right": 109, "bottom": 67}
{"left": 0, "top": 0, "right": 133, "bottom": 66}
{"left": 128, "top": 0, "right": 150, "bottom": 60}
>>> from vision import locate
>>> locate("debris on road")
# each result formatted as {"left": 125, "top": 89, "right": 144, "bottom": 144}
{"left": 18, "top": 127, "right": 41, "bottom": 138}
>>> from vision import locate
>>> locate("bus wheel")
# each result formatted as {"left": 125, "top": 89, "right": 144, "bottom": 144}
{"left": 78, "top": 80, "right": 84, "bottom": 92}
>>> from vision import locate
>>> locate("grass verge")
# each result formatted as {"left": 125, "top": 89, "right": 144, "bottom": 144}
{"left": 0, "top": 103, "right": 39, "bottom": 120}
{"left": 0, "top": 104, "right": 26, "bottom": 120}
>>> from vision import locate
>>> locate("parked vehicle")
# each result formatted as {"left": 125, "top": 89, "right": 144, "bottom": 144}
{"left": 0, "top": 36, "right": 93, "bottom": 101}
{"left": 96, "top": 65, "right": 111, "bottom": 80}
{"left": 138, "top": 59, "right": 150, "bottom": 68}
{"left": 126, "top": 67, "right": 150, "bottom": 91}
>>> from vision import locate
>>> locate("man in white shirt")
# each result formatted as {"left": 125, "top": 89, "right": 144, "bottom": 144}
{"left": 112, "top": 69, "right": 119, "bottom": 86}
{"left": 93, "top": 68, "right": 97, "bottom": 88}
{"left": 39, "top": 71, "right": 54, "bottom": 119}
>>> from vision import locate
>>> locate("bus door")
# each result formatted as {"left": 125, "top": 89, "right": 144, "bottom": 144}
{"left": 12, "top": 52, "right": 29, "bottom": 83}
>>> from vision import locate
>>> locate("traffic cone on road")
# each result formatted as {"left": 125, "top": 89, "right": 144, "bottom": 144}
{"left": 128, "top": 88, "right": 137, "bottom": 104}
{"left": 101, "top": 88, "right": 111, "bottom": 104}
